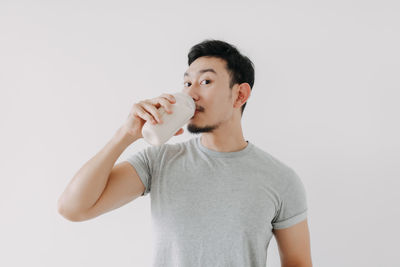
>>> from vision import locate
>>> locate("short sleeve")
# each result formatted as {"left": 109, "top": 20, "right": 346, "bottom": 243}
{"left": 272, "top": 170, "right": 308, "bottom": 229}
{"left": 124, "top": 145, "right": 161, "bottom": 197}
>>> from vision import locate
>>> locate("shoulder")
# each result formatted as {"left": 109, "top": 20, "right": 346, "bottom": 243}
{"left": 145, "top": 138, "right": 195, "bottom": 159}
{"left": 248, "top": 143, "right": 304, "bottom": 188}
{"left": 250, "top": 144, "right": 296, "bottom": 173}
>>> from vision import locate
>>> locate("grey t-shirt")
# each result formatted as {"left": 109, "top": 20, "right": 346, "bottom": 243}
{"left": 125, "top": 136, "right": 308, "bottom": 267}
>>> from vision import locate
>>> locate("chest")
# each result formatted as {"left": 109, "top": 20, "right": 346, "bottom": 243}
{"left": 150, "top": 160, "right": 278, "bottom": 237}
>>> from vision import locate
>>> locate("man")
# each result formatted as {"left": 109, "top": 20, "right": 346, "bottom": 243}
{"left": 58, "top": 39, "right": 313, "bottom": 267}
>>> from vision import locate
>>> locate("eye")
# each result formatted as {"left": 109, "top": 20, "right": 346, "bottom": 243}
{"left": 183, "top": 79, "right": 211, "bottom": 87}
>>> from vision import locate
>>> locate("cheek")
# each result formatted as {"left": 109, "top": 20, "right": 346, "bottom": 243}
{"left": 210, "top": 100, "right": 231, "bottom": 116}
{"left": 201, "top": 87, "right": 230, "bottom": 112}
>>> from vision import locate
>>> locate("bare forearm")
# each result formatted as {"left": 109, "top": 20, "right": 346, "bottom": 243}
{"left": 282, "top": 262, "right": 312, "bottom": 267}
{"left": 57, "top": 127, "right": 138, "bottom": 219}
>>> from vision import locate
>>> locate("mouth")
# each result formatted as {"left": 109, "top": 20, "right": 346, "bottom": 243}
{"left": 191, "top": 110, "right": 200, "bottom": 119}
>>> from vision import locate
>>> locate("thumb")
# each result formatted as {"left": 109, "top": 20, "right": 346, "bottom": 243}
{"left": 174, "top": 128, "right": 184, "bottom": 136}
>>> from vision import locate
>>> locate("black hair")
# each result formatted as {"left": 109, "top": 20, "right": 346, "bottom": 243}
{"left": 187, "top": 39, "right": 255, "bottom": 115}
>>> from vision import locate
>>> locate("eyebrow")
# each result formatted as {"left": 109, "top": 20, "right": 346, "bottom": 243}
{"left": 183, "top": 68, "right": 217, "bottom": 77}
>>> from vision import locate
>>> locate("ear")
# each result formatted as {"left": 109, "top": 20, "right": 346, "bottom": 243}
{"left": 233, "top": 83, "right": 251, "bottom": 109}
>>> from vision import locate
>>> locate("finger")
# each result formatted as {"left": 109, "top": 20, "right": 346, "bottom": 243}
{"left": 157, "top": 98, "right": 174, "bottom": 114}
{"left": 160, "top": 93, "right": 176, "bottom": 103}
{"left": 174, "top": 128, "right": 184, "bottom": 136}
{"left": 140, "top": 101, "right": 163, "bottom": 123}
{"left": 133, "top": 104, "right": 157, "bottom": 124}
{"left": 147, "top": 94, "right": 175, "bottom": 106}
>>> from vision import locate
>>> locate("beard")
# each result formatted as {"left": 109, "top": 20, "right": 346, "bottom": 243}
{"left": 187, "top": 107, "right": 221, "bottom": 134}
{"left": 187, "top": 121, "right": 220, "bottom": 134}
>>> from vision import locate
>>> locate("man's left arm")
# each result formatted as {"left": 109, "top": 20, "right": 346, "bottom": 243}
{"left": 272, "top": 219, "right": 313, "bottom": 267}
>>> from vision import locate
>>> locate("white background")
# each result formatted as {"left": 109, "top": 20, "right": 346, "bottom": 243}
{"left": 1, "top": 0, "right": 399, "bottom": 266}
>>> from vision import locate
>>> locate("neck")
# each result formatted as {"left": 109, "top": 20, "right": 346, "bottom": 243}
{"left": 199, "top": 118, "right": 248, "bottom": 153}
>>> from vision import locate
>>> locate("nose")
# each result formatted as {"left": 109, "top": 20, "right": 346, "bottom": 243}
{"left": 182, "top": 87, "right": 199, "bottom": 102}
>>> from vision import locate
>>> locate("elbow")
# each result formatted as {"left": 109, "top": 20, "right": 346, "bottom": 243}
{"left": 57, "top": 200, "right": 84, "bottom": 222}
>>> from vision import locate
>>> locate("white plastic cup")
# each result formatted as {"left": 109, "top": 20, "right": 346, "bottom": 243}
{"left": 141, "top": 92, "right": 195, "bottom": 146}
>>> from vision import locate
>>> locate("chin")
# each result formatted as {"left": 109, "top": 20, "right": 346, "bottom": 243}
{"left": 187, "top": 122, "right": 218, "bottom": 134}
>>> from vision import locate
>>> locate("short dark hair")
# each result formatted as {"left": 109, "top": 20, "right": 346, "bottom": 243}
{"left": 187, "top": 39, "right": 255, "bottom": 115}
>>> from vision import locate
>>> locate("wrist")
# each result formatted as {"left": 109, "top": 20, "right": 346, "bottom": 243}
{"left": 114, "top": 126, "right": 140, "bottom": 146}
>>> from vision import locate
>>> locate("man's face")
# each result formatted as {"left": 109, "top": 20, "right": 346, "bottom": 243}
{"left": 182, "top": 56, "right": 238, "bottom": 134}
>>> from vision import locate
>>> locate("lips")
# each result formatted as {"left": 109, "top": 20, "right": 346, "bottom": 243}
{"left": 191, "top": 110, "right": 200, "bottom": 118}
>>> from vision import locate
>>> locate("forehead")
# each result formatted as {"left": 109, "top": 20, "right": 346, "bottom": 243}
{"left": 184, "top": 57, "right": 228, "bottom": 78}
